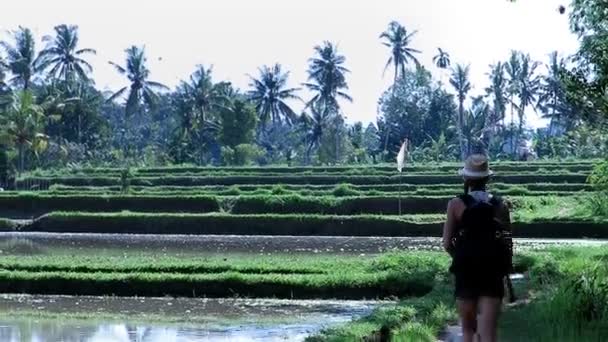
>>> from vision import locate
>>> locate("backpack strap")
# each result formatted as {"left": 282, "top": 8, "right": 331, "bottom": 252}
{"left": 458, "top": 194, "right": 476, "bottom": 208}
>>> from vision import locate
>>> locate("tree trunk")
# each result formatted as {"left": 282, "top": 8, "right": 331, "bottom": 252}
{"left": 515, "top": 106, "right": 525, "bottom": 159}
{"left": 510, "top": 95, "right": 516, "bottom": 157}
{"left": 383, "top": 126, "right": 391, "bottom": 155}
{"left": 457, "top": 100, "right": 467, "bottom": 160}
{"left": 18, "top": 144, "right": 24, "bottom": 176}
{"left": 548, "top": 97, "right": 557, "bottom": 136}
{"left": 78, "top": 113, "right": 82, "bottom": 145}
{"left": 306, "top": 141, "right": 314, "bottom": 165}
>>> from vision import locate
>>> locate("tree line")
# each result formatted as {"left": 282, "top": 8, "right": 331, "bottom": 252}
{"left": 0, "top": 15, "right": 605, "bottom": 178}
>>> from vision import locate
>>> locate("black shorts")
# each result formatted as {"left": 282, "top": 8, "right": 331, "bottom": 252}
{"left": 454, "top": 272, "right": 504, "bottom": 300}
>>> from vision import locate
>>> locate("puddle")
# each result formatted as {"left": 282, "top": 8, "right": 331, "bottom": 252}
{"left": 0, "top": 294, "right": 384, "bottom": 341}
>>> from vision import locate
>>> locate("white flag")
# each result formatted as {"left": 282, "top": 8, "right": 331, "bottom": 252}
{"left": 396, "top": 140, "right": 407, "bottom": 172}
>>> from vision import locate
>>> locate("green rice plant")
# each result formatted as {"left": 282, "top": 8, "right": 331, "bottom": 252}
{"left": 392, "top": 322, "right": 435, "bottom": 342}
{"left": 332, "top": 183, "right": 360, "bottom": 197}
{"left": 271, "top": 184, "right": 288, "bottom": 195}
{"left": 0, "top": 251, "right": 446, "bottom": 299}
{"left": 224, "top": 185, "right": 241, "bottom": 196}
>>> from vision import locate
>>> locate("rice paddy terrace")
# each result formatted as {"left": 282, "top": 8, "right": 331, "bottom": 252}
{"left": 0, "top": 160, "right": 606, "bottom": 340}
{"left": 2, "top": 160, "right": 604, "bottom": 238}
{"left": 0, "top": 160, "right": 604, "bottom": 298}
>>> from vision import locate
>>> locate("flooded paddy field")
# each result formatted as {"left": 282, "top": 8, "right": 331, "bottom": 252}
{"left": 0, "top": 232, "right": 605, "bottom": 256}
{"left": 0, "top": 295, "right": 382, "bottom": 341}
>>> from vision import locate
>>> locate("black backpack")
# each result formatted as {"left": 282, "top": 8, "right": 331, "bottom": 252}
{"left": 450, "top": 193, "right": 513, "bottom": 276}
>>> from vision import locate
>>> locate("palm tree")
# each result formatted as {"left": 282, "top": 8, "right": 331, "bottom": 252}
{"left": 433, "top": 48, "right": 451, "bottom": 69}
{"left": 515, "top": 53, "right": 541, "bottom": 152}
{"left": 35, "top": 24, "right": 96, "bottom": 84}
{"left": 380, "top": 21, "right": 421, "bottom": 84}
{"left": 485, "top": 62, "right": 508, "bottom": 131}
{"left": 538, "top": 51, "right": 566, "bottom": 135}
{"left": 179, "top": 65, "right": 227, "bottom": 123}
{"left": 504, "top": 51, "right": 523, "bottom": 156}
{"left": 0, "top": 91, "right": 48, "bottom": 174}
{"left": 173, "top": 66, "right": 226, "bottom": 164}
{"left": 301, "top": 103, "right": 330, "bottom": 163}
{"left": 303, "top": 41, "right": 352, "bottom": 115}
{"left": 108, "top": 46, "right": 168, "bottom": 116}
{"left": 247, "top": 64, "right": 302, "bottom": 128}
{"left": 450, "top": 64, "right": 472, "bottom": 159}
{"left": 0, "top": 27, "right": 37, "bottom": 90}
{"left": 62, "top": 82, "right": 103, "bottom": 145}
{"left": 464, "top": 96, "right": 492, "bottom": 153}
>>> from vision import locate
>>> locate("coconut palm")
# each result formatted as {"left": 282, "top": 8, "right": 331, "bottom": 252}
{"left": 35, "top": 24, "right": 96, "bottom": 84}
{"left": 505, "top": 51, "right": 521, "bottom": 126}
{"left": 485, "top": 62, "right": 508, "bottom": 128}
{"left": 450, "top": 64, "right": 472, "bottom": 159}
{"left": 108, "top": 46, "right": 168, "bottom": 116}
{"left": 301, "top": 103, "right": 331, "bottom": 163}
{"left": 0, "top": 91, "right": 49, "bottom": 174}
{"left": 380, "top": 21, "right": 421, "bottom": 84}
{"left": 433, "top": 48, "right": 451, "bottom": 69}
{"left": 247, "top": 63, "right": 302, "bottom": 128}
{"left": 515, "top": 53, "right": 541, "bottom": 151}
{"left": 504, "top": 51, "right": 525, "bottom": 156}
{"left": 303, "top": 41, "right": 352, "bottom": 115}
{"left": 178, "top": 65, "right": 227, "bottom": 123}
{"left": 538, "top": 51, "right": 566, "bottom": 135}
{"left": 464, "top": 96, "right": 492, "bottom": 153}
{"left": 173, "top": 66, "right": 227, "bottom": 164}
{"left": 1, "top": 27, "right": 37, "bottom": 90}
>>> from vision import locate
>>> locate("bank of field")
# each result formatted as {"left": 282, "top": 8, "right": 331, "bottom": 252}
{"left": 0, "top": 191, "right": 597, "bottom": 218}
{"left": 9, "top": 195, "right": 606, "bottom": 238}
{"left": 0, "top": 248, "right": 448, "bottom": 299}
{"left": 23, "top": 160, "right": 598, "bottom": 177}
{"left": 15, "top": 172, "right": 589, "bottom": 188}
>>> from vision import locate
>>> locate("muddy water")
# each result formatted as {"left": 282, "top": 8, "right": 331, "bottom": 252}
{"left": 0, "top": 295, "right": 383, "bottom": 341}
{"left": 0, "top": 232, "right": 606, "bottom": 255}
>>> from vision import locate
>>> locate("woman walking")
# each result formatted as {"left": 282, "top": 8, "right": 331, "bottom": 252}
{"left": 442, "top": 154, "right": 513, "bottom": 342}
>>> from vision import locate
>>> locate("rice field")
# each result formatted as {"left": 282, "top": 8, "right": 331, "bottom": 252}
{"left": 1, "top": 160, "right": 605, "bottom": 341}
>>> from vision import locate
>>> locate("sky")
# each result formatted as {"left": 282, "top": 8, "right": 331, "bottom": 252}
{"left": 0, "top": 0, "right": 579, "bottom": 129}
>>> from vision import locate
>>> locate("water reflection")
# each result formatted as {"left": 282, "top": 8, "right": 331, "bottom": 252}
{"left": 0, "top": 320, "right": 341, "bottom": 341}
{"left": 0, "top": 296, "right": 379, "bottom": 342}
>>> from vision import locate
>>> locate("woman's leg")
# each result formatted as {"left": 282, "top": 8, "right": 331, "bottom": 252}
{"left": 477, "top": 296, "right": 501, "bottom": 342}
{"left": 457, "top": 299, "right": 478, "bottom": 342}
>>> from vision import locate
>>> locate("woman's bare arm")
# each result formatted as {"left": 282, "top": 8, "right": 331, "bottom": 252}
{"left": 442, "top": 198, "right": 460, "bottom": 255}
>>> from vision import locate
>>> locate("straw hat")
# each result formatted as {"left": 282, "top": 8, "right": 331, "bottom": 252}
{"left": 458, "top": 154, "right": 493, "bottom": 179}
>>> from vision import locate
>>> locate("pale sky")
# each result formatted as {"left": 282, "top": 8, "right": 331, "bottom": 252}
{"left": 1, "top": 0, "right": 578, "bottom": 128}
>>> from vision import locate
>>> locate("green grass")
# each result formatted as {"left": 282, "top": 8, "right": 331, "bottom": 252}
{"left": 499, "top": 247, "right": 608, "bottom": 341}
{"left": 310, "top": 246, "right": 608, "bottom": 341}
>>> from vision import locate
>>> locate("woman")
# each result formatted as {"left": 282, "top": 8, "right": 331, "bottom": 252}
{"left": 442, "top": 154, "right": 512, "bottom": 342}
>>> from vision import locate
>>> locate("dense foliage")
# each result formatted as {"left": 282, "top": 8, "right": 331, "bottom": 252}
{"left": 0, "top": 10, "right": 604, "bottom": 182}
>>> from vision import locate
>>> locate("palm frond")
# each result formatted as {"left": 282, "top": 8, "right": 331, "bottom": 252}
{"left": 108, "top": 61, "right": 126, "bottom": 74}
{"left": 107, "top": 87, "right": 128, "bottom": 102}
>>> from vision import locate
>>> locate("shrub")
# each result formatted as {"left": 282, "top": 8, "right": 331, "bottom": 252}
{"left": 587, "top": 161, "right": 608, "bottom": 217}
{"left": 332, "top": 183, "right": 360, "bottom": 197}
